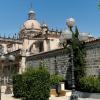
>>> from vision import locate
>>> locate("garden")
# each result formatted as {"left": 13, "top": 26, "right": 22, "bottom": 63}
{"left": 13, "top": 66, "right": 64, "bottom": 100}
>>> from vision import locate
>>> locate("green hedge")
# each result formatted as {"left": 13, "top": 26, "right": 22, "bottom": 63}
{"left": 79, "top": 76, "right": 100, "bottom": 93}
{"left": 13, "top": 74, "right": 23, "bottom": 98}
{"left": 13, "top": 67, "right": 50, "bottom": 100}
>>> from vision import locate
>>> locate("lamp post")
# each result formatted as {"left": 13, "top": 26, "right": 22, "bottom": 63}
{"left": 0, "top": 45, "right": 5, "bottom": 100}
{"left": 0, "top": 55, "right": 6, "bottom": 100}
{"left": 5, "top": 54, "right": 15, "bottom": 94}
{"left": 60, "top": 18, "right": 89, "bottom": 100}
{"left": 54, "top": 56, "right": 58, "bottom": 75}
{"left": 66, "top": 18, "right": 77, "bottom": 100}
{"left": 0, "top": 45, "right": 15, "bottom": 99}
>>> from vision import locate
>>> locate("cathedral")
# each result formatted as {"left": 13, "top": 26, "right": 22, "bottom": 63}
{"left": 0, "top": 9, "right": 61, "bottom": 85}
{"left": 0, "top": 8, "right": 100, "bottom": 85}
{"left": 2, "top": 9, "right": 61, "bottom": 55}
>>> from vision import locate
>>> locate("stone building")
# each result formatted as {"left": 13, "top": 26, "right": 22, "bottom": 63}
{"left": 85, "top": 38, "right": 100, "bottom": 76}
{"left": 0, "top": 9, "right": 61, "bottom": 85}
{"left": 0, "top": 8, "right": 99, "bottom": 85}
{"left": 26, "top": 38, "right": 100, "bottom": 78}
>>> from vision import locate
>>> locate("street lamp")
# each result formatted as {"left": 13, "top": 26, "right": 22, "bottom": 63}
{"left": 0, "top": 44, "right": 5, "bottom": 100}
{"left": 0, "top": 55, "right": 6, "bottom": 76}
{"left": 5, "top": 54, "right": 15, "bottom": 94}
{"left": 60, "top": 18, "right": 89, "bottom": 100}
{"left": 66, "top": 18, "right": 75, "bottom": 29}
{"left": 54, "top": 56, "right": 58, "bottom": 75}
{"left": 0, "top": 55, "right": 6, "bottom": 100}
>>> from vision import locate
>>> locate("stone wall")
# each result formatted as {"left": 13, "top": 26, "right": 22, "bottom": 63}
{"left": 26, "top": 48, "right": 71, "bottom": 80}
{"left": 85, "top": 39, "right": 100, "bottom": 76}
{"left": 26, "top": 39, "right": 100, "bottom": 78}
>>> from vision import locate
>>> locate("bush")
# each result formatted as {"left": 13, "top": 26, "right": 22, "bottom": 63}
{"left": 24, "top": 67, "right": 50, "bottom": 100}
{"left": 98, "top": 72, "right": 100, "bottom": 79}
{"left": 13, "top": 67, "right": 50, "bottom": 100}
{"left": 79, "top": 76, "right": 100, "bottom": 93}
{"left": 13, "top": 74, "right": 23, "bottom": 98}
{"left": 50, "top": 74, "right": 63, "bottom": 88}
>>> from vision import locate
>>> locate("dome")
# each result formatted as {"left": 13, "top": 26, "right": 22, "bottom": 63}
{"left": 20, "top": 9, "right": 41, "bottom": 33}
{"left": 23, "top": 20, "right": 41, "bottom": 31}
{"left": 42, "top": 23, "right": 48, "bottom": 27}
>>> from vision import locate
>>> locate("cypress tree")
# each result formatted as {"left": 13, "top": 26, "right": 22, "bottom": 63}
{"left": 72, "top": 27, "right": 86, "bottom": 88}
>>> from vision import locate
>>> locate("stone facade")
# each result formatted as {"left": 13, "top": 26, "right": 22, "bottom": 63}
{"left": 0, "top": 7, "right": 99, "bottom": 85}
{"left": 85, "top": 39, "right": 100, "bottom": 76}
{"left": 0, "top": 9, "right": 62, "bottom": 85}
{"left": 26, "top": 48, "right": 71, "bottom": 80}
{"left": 26, "top": 39, "right": 100, "bottom": 78}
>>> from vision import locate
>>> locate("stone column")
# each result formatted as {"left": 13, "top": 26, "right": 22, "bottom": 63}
{"left": 47, "top": 40, "right": 50, "bottom": 51}
{"left": 44, "top": 40, "right": 50, "bottom": 52}
{"left": 19, "top": 49, "right": 26, "bottom": 74}
{"left": 19, "top": 56, "right": 26, "bottom": 74}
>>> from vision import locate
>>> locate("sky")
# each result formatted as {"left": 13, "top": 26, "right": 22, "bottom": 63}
{"left": 0, "top": 0, "right": 100, "bottom": 37}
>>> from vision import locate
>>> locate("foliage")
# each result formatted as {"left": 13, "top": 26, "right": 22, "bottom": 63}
{"left": 60, "top": 27, "right": 86, "bottom": 88}
{"left": 71, "top": 27, "right": 86, "bottom": 86}
{"left": 98, "top": 0, "right": 100, "bottom": 8}
{"left": 98, "top": 71, "right": 100, "bottom": 79}
{"left": 13, "top": 67, "right": 50, "bottom": 100}
{"left": 79, "top": 76, "right": 100, "bottom": 93}
{"left": 13, "top": 74, "right": 23, "bottom": 98}
{"left": 50, "top": 74, "right": 63, "bottom": 88}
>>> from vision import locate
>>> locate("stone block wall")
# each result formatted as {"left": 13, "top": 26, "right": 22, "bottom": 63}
{"left": 26, "top": 48, "right": 71, "bottom": 80}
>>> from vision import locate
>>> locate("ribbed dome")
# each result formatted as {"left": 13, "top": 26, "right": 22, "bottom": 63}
{"left": 20, "top": 9, "right": 41, "bottom": 32}
{"left": 23, "top": 19, "right": 41, "bottom": 31}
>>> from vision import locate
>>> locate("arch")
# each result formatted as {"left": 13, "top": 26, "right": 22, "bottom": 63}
{"left": 28, "top": 42, "right": 35, "bottom": 52}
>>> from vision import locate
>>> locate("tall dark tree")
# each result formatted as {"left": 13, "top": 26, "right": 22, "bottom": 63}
{"left": 98, "top": 0, "right": 100, "bottom": 8}
{"left": 72, "top": 27, "right": 86, "bottom": 87}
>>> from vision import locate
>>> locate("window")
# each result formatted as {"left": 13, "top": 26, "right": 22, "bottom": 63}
{"left": 39, "top": 41, "right": 44, "bottom": 52}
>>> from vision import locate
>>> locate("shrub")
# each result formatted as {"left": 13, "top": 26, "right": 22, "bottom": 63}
{"left": 13, "top": 67, "right": 50, "bottom": 100}
{"left": 79, "top": 76, "right": 100, "bottom": 93}
{"left": 98, "top": 72, "right": 100, "bottom": 79}
{"left": 13, "top": 74, "right": 23, "bottom": 98}
{"left": 50, "top": 74, "right": 63, "bottom": 88}
{"left": 22, "top": 67, "right": 50, "bottom": 100}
